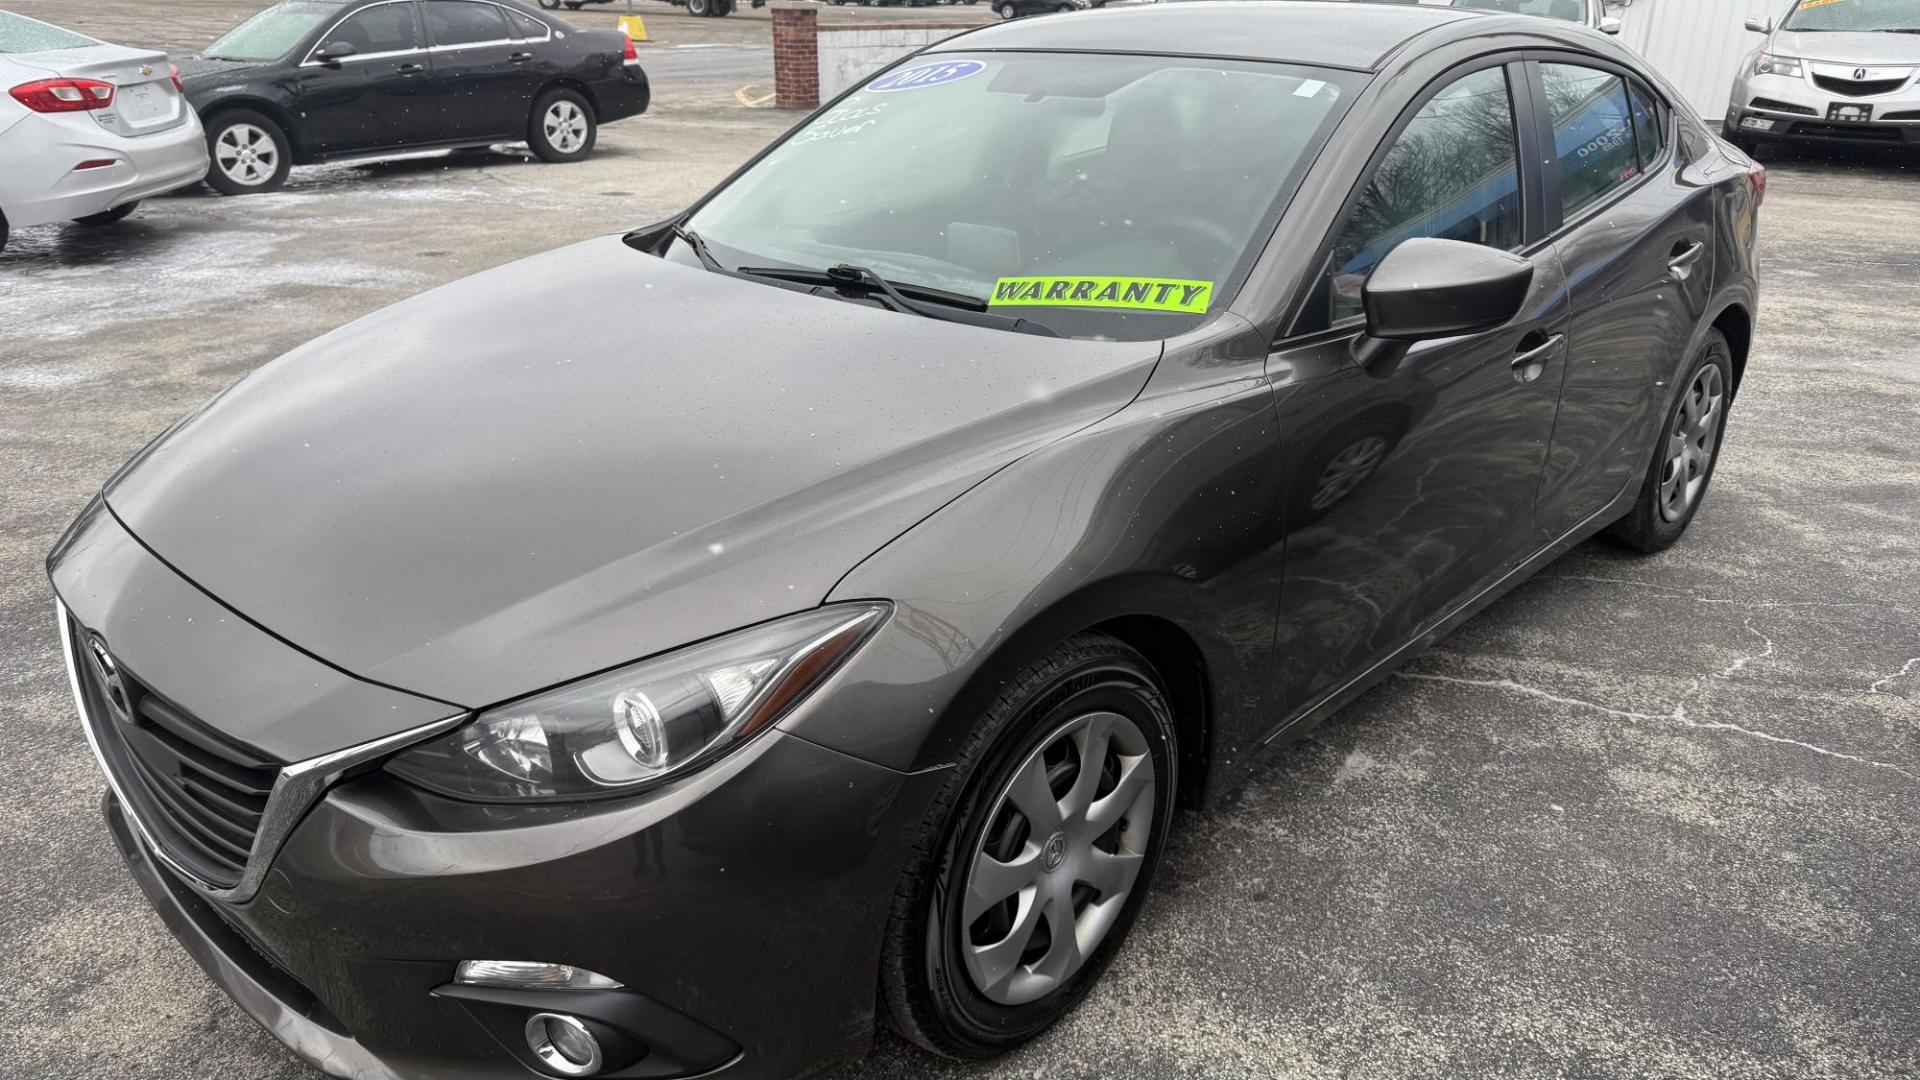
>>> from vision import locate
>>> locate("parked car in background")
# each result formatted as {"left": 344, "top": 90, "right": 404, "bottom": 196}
{"left": 993, "top": 0, "right": 1091, "bottom": 18}
{"left": 1150, "top": 0, "right": 1621, "bottom": 30}
{"left": 180, "top": 0, "right": 650, "bottom": 195}
{"left": 0, "top": 11, "right": 206, "bottom": 253}
{"left": 1727, "top": 0, "right": 1920, "bottom": 152}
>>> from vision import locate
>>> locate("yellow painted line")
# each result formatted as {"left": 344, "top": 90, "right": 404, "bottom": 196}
{"left": 735, "top": 84, "right": 776, "bottom": 108}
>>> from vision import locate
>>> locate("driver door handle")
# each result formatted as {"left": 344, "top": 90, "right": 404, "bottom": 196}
{"left": 397, "top": 61, "right": 426, "bottom": 74}
{"left": 509, "top": 51, "right": 534, "bottom": 63}
{"left": 1668, "top": 241, "right": 1706, "bottom": 279}
{"left": 1511, "top": 332, "right": 1564, "bottom": 383}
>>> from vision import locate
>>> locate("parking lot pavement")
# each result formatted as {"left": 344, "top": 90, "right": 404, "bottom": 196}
{"left": 2, "top": 0, "right": 1918, "bottom": 1074}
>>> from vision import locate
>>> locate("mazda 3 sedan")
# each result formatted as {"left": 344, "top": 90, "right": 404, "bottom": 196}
{"left": 1727, "top": 0, "right": 1920, "bottom": 151}
{"left": 50, "top": 4, "right": 1763, "bottom": 1079}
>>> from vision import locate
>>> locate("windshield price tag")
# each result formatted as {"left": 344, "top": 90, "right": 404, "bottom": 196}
{"left": 989, "top": 276, "right": 1214, "bottom": 314}
{"left": 867, "top": 60, "right": 986, "bottom": 92}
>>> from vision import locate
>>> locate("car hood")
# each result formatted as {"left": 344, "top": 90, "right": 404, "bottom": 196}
{"left": 1772, "top": 29, "right": 1920, "bottom": 66}
{"left": 106, "top": 236, "right": 1158, "bottom": 708}
{"left": 176, "top": 55, "right": 268, "bottom": 85}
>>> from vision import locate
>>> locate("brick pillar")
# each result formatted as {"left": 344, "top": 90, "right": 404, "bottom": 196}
{"left": 771, "top": 2, "right": 820, "bottom": 111}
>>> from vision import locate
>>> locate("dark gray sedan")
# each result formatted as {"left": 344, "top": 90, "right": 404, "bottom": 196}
{"left": 49, "top": 4, "right": 1762, "bottom": 1079}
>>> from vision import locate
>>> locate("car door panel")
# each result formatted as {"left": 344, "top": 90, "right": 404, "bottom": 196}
{"left": 295, "top": 0, "right": 435, "bottom": 156}
{"left": 1532, "top": 63, "right": 1717, "bottom": 538}
{"left": 424, "top": 0, "right": 539, "bottom": 141}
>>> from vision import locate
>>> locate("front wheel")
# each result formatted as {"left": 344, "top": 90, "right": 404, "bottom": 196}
{"left": 881, "top": 634, "right": 1177, "bottom": 1059}
{"left": 1604, "top": 328, "right": 1734, "bottom": 554}
{"left": 74, "top": 201, "right": 140, "bottom": 226}
{"left": 537, "top": 0, "right": 559, "bottom": 7}
{"left": 687, "top": 0, "right": 711, "bottom": 13}
{"left": 204, "top": 109, "right": 291, "bottom": 195}
{"left": 528, "top": 88, "right": 596, "bottom": 163}
{"left": 997, "top": 0, "right": 1016, "bottom": 15}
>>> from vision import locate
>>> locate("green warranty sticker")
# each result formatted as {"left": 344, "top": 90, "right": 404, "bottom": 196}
{"left": 989, "top": 276, "right": 1214, "bottom": 314}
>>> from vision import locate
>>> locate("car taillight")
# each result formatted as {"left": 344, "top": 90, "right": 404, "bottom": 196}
{"left": 170, "top": 64, "right": 184, "bottom": 93}
{"left": 9, "top": 77, "right": 116, "bottom": 113}
{"left": 1749, "top": 162, "right": 1767, "bottom": 208}
{"left": 622, "top": 36, "right": 639, "bottom": 64}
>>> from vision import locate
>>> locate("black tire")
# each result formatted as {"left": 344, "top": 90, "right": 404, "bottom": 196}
{"left": 538, "top": 0, "right": 559, "bottom": 7}
{"left": 881, "top": 634, "right": 1179, "bottom": 1060}
{"left": 997, "top": 1, "right": 1016, "bottom": 15}
{"left": 711, "top": 0, "right": 734, "bottom": 14}
{"left": 1604, "top": 329, "right": 1734, "bottom": 554}
{"left": 203, "top": 109, "right": 291, "bottom": 195}
{"left": 687, "top": 0, "right": 711, "bottom": 13}
{"left": 0, "top": 211, "right": 9, "bottom": 254}
{"left": 527, "top": 87, "right": 596, "bottom": 163}
{"left": 73, "top": 201, "right": 140, "bottom": 226}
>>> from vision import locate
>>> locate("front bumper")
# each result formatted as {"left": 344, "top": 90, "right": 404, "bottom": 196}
{"left": 104, "top": 727, "right": 942, "bottom": 1080}
{"left": 1730, "top": 70, "right": 1920, "bottom": 147}
{"left": 0, "top": 109, "right": 207, "bottom": 230}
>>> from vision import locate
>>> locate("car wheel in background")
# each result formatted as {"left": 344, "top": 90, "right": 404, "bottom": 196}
{"left": 711, "top": 0, "right": 735, "bottom": 14}
{"left": 687, "top": 0, "right": 711, "bottom": 13}
{"left": 73, "top": 201, "right": 141, "bottom": 227}
{"left": 204, "top": 110, "right": 291, "bottom": 195}
{"left": 0, "top": 210, "right": 9, "bottom": 254}
{"left": 997, "top": 1, "right": 1016, "bottom": 15}
{"left": 1605, "top": 328, "right": 1734, "bottom": 554}
{"left": 528, "top": 88, "right": 597, "bottom": 163}
{"left": 882, "top": 633, "right": 1178, "bottom": 1059}
{"left": 538, "top": 0, "right": 559, "bottom": 7}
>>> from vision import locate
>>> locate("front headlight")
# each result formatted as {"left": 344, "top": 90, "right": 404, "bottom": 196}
{"left": 1754, "top": 53, "right": 1804, "bottom": 78}
{"left": 387, "top": 603, "right": 889, "bottom": 801}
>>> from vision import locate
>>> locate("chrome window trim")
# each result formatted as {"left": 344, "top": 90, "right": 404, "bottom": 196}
{"left": 58, "top": 599, "right": 468, "bottom": 906}
{"left": 299, "top": 0, "right": 426, "bottom": 67}
{"left": 422, "top": 0, "right": 529, "bottom": 50}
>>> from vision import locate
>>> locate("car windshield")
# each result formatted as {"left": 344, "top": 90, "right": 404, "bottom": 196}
{"left": 0, "top": 10, "right": 101, "bottom": 53}
{"left": 1784, "top": 0, "right": 1920, "bottom": 32}
{"left": 684, "top": 52, "right": 1356, "bottom": 341}
{"left": 204, "top": 1, "right": 340, "bottom": 60}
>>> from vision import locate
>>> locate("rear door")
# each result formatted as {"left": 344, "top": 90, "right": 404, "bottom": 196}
{"left": 422, "top": 0, "right": 537, "bottom": 141}
{"left": 295, "top": 0, "right": 435, "bottom": 155}
{"left": 1528, "top": 59, "right": 1717, "bottom": 538}
{"left": 1267, "top": 59, "right": 1572, "bottom": 711}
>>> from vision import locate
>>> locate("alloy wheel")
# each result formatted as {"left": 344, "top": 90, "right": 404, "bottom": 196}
{"left": 215, "top": 123, "right": 278, "bottom": 187}
{"left": 544, "top": 101, "right": 588, "bottom": 154}
{"left": 1659, "top": 362, "right": 1725, "bottom": 522}
{"left": 960, "top": 710, "right": 1155, "bottom": 1006}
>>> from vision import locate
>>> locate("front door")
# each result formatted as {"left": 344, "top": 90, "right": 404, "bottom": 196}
{"left": 296, "top": 0, "right": 435, "bottom": 156}
{"left": 423, "top": 0, "right": 539, "bottom": 141}
{"left": 1530, "top": 61, "right": 1718, "bottom": 537}
{"left": 1266, "top": 61, "right": 1571, "bottom": 714}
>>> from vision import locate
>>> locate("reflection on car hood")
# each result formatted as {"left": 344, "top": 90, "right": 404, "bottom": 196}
{"left": 106, "top": 237, "right": 1158, "bottom": 707}
{"left": 1772, "top": 29, "right": 1920, "bottom": 66}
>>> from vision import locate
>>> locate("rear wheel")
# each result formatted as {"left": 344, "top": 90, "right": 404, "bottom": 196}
{"left": 1605, "top": 329, "right": 1734, "bottom": 554}
{"left": 537, "top": 0, "right": 559, "bottom": 7}
{"left": 204, "top": 110, "right": 291, "bottom": 195}
{"left": 711, "top": 0, "right": 734, "bottom": 14}
{"left": 528, "top": 88, "right": 596, "bottom": 163}
{"left": 687, "top": 0, "right": 711, "bottom": 13}
{"left": 73, "top": 201, "right": 140, "bottom": 226}
{"left": 881, "top": 634, "right": 1177, "bottom": 1059}
{"left": 997, "top": 1, "right": 1016, "bottom": 15}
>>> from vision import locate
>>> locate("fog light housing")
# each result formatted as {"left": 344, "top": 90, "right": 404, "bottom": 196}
{"left": 526, "top": 1013, "right": 604, "bottom": 1077}
{"left": 455, "top": 960, "right": 623, "bottom": 990}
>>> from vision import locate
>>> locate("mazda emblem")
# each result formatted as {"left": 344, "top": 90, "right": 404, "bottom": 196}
{"left": 85, "top": 635, "right": 136, "bottom": 724}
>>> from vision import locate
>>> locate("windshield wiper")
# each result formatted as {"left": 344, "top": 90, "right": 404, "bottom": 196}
{"left": 734, "top": 263, "right": 1059, "bottom": 338}
{"left": 672, "top": 223, "right": 724, "bottom": 273}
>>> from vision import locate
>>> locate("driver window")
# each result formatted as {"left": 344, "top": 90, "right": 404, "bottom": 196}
{"left": 1300, "top": 65, "right": 1523, "bottom": 334}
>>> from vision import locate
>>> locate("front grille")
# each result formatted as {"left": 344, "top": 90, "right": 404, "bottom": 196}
{"left": 71, "top": 618, "right": 280, "bottom": 889}
{"left": 1788, "top": 121, "right": 1905, "bottom": 142}
{"left": 1812, "top": 75, "right": 1908, "bottom": 98}
{"left": 1750, "top": 97, "right": 1818, "bottom": 116}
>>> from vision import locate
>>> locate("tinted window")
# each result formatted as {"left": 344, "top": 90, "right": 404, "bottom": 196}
{"left": 507, "top": 8, "right": 551, "bottom": 38}
{"left": 1628, "top": 81, "right": 1665, "bottom": 170}
{"left": 327, "top": 3, "right": 421, "bottom": 53}
{"left": 1543, "top": 63, "right": 1640, "bottom": 220}
{"left": 1313, "top": 65, "right": 1523, "bottom": 329}
{"left": 1784, "top": 0, "right": 1920, "bottom": 33}
{"left": 205, "top": 1, "right": 337, "bottom": 61}
{"left": 427, "top": 0, "right": 509, "bottom": 46}
{"left": 688, "top": 53, "right": 1354, "bottom": 342}
{"left": 0, "top": 10, "right": 100, "bottom": 53}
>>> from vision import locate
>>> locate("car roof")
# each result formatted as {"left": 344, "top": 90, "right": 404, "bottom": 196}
{"left": 929, "top": 0, "right": 1484, "bottom": 73}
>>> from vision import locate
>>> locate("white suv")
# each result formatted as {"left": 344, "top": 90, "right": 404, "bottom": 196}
{"left": 1727, "top": 0, "right": 1920, "bottom": 153}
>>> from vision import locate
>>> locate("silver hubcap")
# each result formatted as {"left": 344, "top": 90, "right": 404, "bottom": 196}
{"left": 1312, "top": 435, "right": 1389, "bottom": 511}
{"left": 1660, "top": 363, "right": 1725, "bottom": 522}
{"left": 215, "top": 123, "right": 277, "bottom": 185}
{"left": 961, "top": 711, "right": 1156, "bottom": 1006}
{"left": 544, "top": 101, "right": 588, "bottom": 153}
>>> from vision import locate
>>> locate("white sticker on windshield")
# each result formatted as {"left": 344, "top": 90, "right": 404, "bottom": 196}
{"left": 1295, "top": 79, "right": 1328, "bottom": 98}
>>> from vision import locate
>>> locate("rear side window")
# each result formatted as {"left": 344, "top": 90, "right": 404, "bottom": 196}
{"left": 1310, "top": 65, "right": 1524, "bottom": 330}
{"left": 327, "top": 3, "right": 422, "bottom": 54}
{"left": 1628, "top": 81, "right": 1666, "bottom": 170}
{"left": 1542, "top": 63, "right": 1641, "bottom": 220}
{"left": 426, "top": 0, "right": 510, "bottom": 46}
{"left": 507, "top": 9, "right": 551, "bottom": 38}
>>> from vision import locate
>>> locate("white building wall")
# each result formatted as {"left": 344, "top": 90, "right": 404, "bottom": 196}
{"left": 1610, "top": 0, "right": 1797, "bottom": 120}
{"left": 817, "top": 26, "right": 971, "bottom": 102}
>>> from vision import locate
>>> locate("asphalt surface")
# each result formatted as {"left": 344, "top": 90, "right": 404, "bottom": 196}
{"left": 2, "top": 3, "right": 1917, "bottom": 1077}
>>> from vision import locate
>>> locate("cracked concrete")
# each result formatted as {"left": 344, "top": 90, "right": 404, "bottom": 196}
{"left": 1, "top": 5, "right": 1917, "bottom": 1077}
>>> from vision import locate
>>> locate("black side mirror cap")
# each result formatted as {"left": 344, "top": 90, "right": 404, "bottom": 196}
{"left": 1353, "top": 238, "right": 1534, "bottom": 377}
{"left": 314, "top": 41, "right": 358, "bottom": 64}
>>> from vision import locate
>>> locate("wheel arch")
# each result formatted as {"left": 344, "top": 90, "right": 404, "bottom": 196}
{"left": 1710, "top": 301, "right": 1754, "bottom": 403}
{"left": 198, "top": 97, "right": 307, "bottom": 162}
{"left": 539, "top": 76, "right": 601, "bottom": 118}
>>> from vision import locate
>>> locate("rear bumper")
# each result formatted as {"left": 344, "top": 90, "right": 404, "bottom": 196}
{"left": 0, "top": 110, "right": 207, "bottom": 229}
{"left": 103, "top": 727, "right": 943, "bottom": 1080}
{"left": 593, "top": 69, "right": 651, "bottom": 124}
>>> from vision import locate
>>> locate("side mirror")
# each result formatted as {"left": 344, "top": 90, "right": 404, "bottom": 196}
{"left": 1354, "top": 238, "right": 1535, "bottom": 377}
{"left": 1743, "top": 15, "right": 1772, "bottom": 33}
{"left": 1599, "top": 14, "right": 1623, "bottom": 34}
{"left": 313, "top": 40, "right": 358, "bottom": 64}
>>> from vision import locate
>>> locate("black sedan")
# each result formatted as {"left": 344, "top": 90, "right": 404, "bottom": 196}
{"left": 179, "top": 0, "right": 648, "bottom": 194}
{"left": 50, "top": 4, "right": 1762, "bottom": 1079}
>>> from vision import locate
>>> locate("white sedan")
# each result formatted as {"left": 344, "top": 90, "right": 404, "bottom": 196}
{"left": 0, "top": 10, "right": 207, "bottom": 254}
